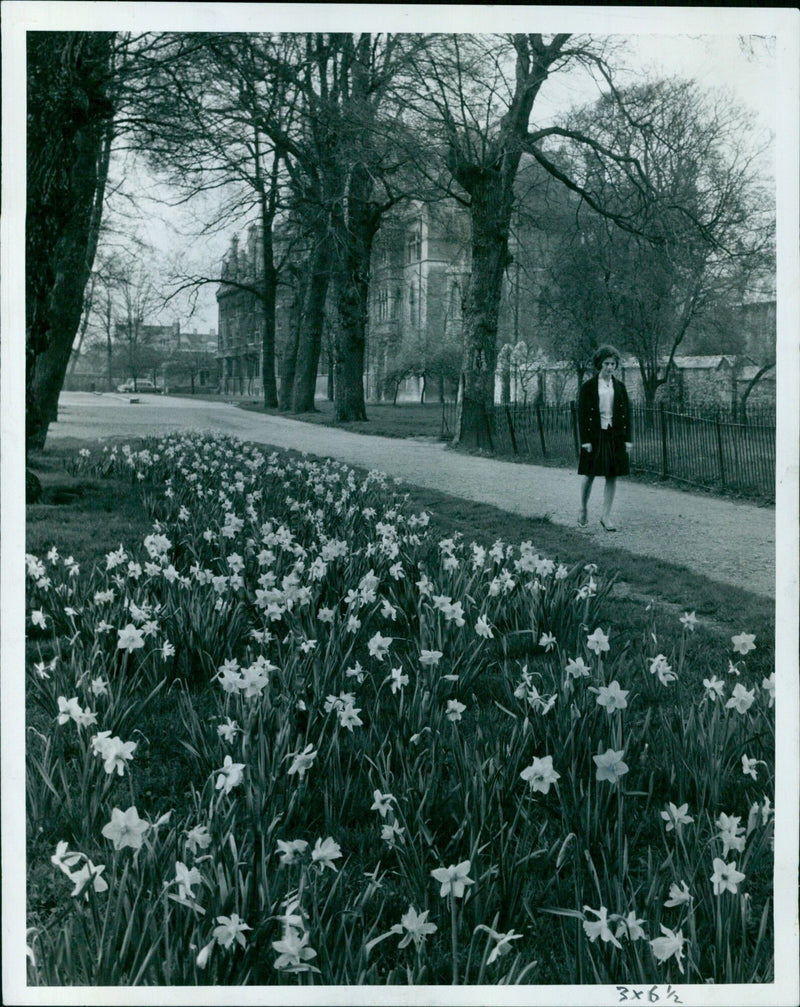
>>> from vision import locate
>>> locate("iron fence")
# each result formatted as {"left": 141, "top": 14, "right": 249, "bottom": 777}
{"left": 441, "top": 400, "right": 775, "bottom": 501}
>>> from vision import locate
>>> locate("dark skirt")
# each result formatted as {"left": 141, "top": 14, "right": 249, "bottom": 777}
{"left": 578, "top": 428, "right": 630, "bottom": 478}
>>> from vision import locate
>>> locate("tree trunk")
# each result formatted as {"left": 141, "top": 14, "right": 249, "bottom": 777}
{"left": 26, "top": 32, "right": 116, "bottom": 450}
{"left": 292, "top": 238, "right": 330, "bottom": 413}
{"left": 331, "top": 193, "right": 376, "bottom": 423}
{"left": 456, "top": 174, "right": 514, "bottom": 449}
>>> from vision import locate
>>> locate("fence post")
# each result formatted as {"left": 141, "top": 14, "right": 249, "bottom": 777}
{"left": 535, "top": 404, "right": 547, "bottom": 457}
{"left": 570, "top": 400, "right": 580, "bottom": 459}
{"left": 505, "top": 406, "right": 518, "bottom": 455}
{"left": 659, "top": 403, "right": 669, "bottom": 480}
{"left": 715, "top": 416, "right": 726, "bottom": 488}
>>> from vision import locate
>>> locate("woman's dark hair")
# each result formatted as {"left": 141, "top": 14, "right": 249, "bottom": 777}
{"left": 593, "top": 345, "right": 621, "bottom": 371}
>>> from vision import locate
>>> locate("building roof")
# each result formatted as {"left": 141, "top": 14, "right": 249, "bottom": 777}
{"left": 673, "top": 355, "right": 737, "bottom": 370}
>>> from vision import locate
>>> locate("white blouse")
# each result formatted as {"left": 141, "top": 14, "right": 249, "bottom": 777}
{"left": 598, "top": 377, "right": 614, "bottom": 429}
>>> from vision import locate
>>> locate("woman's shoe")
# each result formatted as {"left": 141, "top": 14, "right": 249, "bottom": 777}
{"left": 600, "top": 518, "right": 617, "bottom": 531}
{"left": 578, "top": 512, "right": 588, "bottom": 527}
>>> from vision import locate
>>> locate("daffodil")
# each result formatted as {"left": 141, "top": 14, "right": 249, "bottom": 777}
{"left": 215, "top": 755, "right": 246, "bottom": 795}
{"left": 477, "top": 925, "right": 523, "bottom": 963}
{"left": 174, "top": 861, "right": 203, "bottom": 902}
{"left": 367, "top": 631, "right": 393, "bottom": 661}
{"left": 664, "top": 881, "right": 691, "bottom": 907}
{"left": 650, "top": 925, "right": 686, "bottom": 972}
{"left": 388, "top": 665, "right": 409, "bottom": 693}
{"left": 586, "top": 627, "right": 610, "bottom": 656}
{"left": 420, "top": 649, "right": 443, "bottom": 666}
{"left": 565, "top": 656, "right": 591, "bottom": 679}
{"left": 475, "top": 615, "right": 494, "bottom": 639}
{"left": 726, "top": 683, "right": 755, "bottom": 714}
{"left": 272, "top": 926, "right": 318, "bottom": 973}
{"left": 51, "top": 841, "right": 82, "bottom": 877}
{"left": 69, "top": 859, "right": 109, "bottom": 899}
{"left": 116, "top": 623, "right": 145, "bottom": 653}
{"left": 431, "top": 860, "right": 474, "bottom": 899}
{"left": 275, "top": 839, "right": 309, "bottom": 865}
{"left": 593, "top": 680, "right": 629, "bottom": 713}
{"left": 703, "top": 675, "right": 725, "bottom": 701}
{"left": 445, "top": 699, "right": 466, "bottom": 722}
{"left": 710, "top": 857, "right": 746, "bottom": 895}
{"left": 311, "top": 836, "right": 342, "bottom": 871}
{"left": 101, "top": 806, "right": 150, "bottom": 851}
{"left": 615, "top": 910, "right": 647, "bottom": 942}
{"left": 390, "top": 907, "right": 438, "bottom": 949}
{"left": 185, "top": 824, "right": 212, "bottom": 855}
{"left": 287, "top": 744, "right": 317, "bottom": 779}
{"left": 520, "top": 755, "right": 560, "bottom": 794}
{"left": 212, "top": 913, "right": 251, "bottom": 950}
{"left": 593, "top": 748, "right": 628, "bottom": 784}
{"left": 582, "top": 905, "right": 622, "bottom": 948}
{"left": 661, "top": 802, "right": 694, "bottom": 832}
{"left": 731, "top": 632, "right": 756, "bottom": 656}
{"left": 370, "top": 790, "right": 395, "bottom": 818}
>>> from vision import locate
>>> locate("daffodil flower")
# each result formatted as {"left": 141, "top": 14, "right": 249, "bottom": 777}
{"left": 174, "top": 861, "right": 203, "bottom": 902}
{"left": 272, "top": 926, "right": 318, "bottom": 973}
{"left": 593, "top": 748, "right": 629, "bottom": 784}
{"left": 116, "top": 623, "right": 145, "bottom": 653}
{"left": 370, "top": 790, "right": 395, "bottom": 818}
{"left": 51, "top": 841, "right": 82, "bottom": 877}
{"left": 592, "top": 680, "right": 629, "bottom": 713}
{"left": 476, "top": 924, "right": 523, "bottom": 963}
{"left": 710, "top": 857, "right": 746, "bottom": 895}
{"left": 661, "top": 802, "right": 694, "bottom": 832}
{"left": 664, "top": 880, "right": 691, "bottom": 907}
{"left": 101, "top": 806, "right": 150, "bottom": 851}
{"left": 445, "top": 699, "right": 466, "bottom": 722}
{"left": 431, "top": 860, "right": 474, "bottom": 899}
{"left": 275, "top": 839, "right": 309, "bottom": 865}
{"left": 215, "top": 755, "right": 246, "bottom": 795}
{"left": 614, "top": 910, "right": 647, "bottom": 942}
{"left": 731, "top": 632, "right": 756, "bottom": 656}
{"left": 311, "top": 836, "right": 342, "bottom": 872}
{"left": 390, "top": 906, "right": 438, "bottom": 949}
{"left": 582, "top": 905, "right": 622, "bottom": 948}
{"left": 650, "top": 925, "right": 686, "bottom": 972}
{"left": 586, "top": 627, "right": 610, "bottom": 656}
{"left": 726, "top": 683, "right": 755, "bottom": 714}
{"left": 520, "top": 755, "right": 560, "bottom": 794}
{"left": 565, "top": 656, "right": 591, "bottom": 679}
{"left": 69, "top": 860, "right": 109, "bottom": 899}
{"left": 212, "top": 913, "right": 251, "bottom": 950}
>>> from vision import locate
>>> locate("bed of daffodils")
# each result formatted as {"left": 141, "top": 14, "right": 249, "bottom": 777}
{"left": 25, "top": 433, "right": 774, "bottom": 986}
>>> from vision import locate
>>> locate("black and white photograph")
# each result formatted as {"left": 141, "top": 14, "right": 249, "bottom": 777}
{"left": 3, "top": 4, "right": 798, "bottom": 1005}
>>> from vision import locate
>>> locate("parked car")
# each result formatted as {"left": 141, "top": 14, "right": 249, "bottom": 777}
{"left": 117, "top": 379, "right": 161, "bottom": 394}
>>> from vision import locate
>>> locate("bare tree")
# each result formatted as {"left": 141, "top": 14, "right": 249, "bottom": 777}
{"left": 548, "top": 77, "right": 774, "bottom": 407}
{"left": 403, "top": 33, "right": 658, "bottom": 447}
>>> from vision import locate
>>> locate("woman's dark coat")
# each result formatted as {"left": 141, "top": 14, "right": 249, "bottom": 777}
{"left": 577, "top": 375, "right": 632, "bottom": 477}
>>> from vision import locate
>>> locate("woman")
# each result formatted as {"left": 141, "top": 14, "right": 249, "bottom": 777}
{"left": 577, "top": 346, "right": 632, "bottom": 531}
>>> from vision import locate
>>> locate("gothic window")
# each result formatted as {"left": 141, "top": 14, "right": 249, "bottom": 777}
{"left": 406, "top": 222, "right": 423, "bottom": 263}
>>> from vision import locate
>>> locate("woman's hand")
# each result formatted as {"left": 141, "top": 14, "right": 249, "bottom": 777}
{"left": 625, "top": 442, "right": 632, "bottom": 452}
{"left": 581, "top": 443, "right": 592, "bottom": 452}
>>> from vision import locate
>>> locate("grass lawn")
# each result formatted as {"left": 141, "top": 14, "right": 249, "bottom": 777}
{"left": 237, "top": 397, "right": 447, "bottom": 440}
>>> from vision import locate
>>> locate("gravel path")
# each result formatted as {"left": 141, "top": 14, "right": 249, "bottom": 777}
{"left": 49, "top": 392, "right": 776, "bottom": 599}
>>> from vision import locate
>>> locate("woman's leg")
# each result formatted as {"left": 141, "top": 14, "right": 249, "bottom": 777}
{"left": 601, "top": 477, "right": 617, "bottom": 525}
{"left": 580, "top": 475, "right": 594, "bottom": 523}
